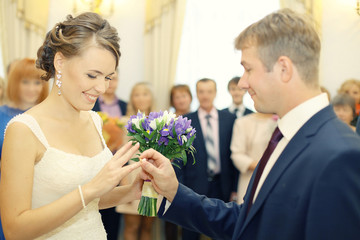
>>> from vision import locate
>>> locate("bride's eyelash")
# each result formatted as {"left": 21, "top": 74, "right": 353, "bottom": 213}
{"left": 87, "top": 74, "right": 96, "bottom": 79}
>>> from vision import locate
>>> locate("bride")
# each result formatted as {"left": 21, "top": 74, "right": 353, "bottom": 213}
{"left": 0, "top": 12, "right": 142, "bottom": 239}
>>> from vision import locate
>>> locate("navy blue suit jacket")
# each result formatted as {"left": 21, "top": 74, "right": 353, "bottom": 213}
{"left": 92, "top": 99, "right": 127, "bottom": 116}
{"left": 356, "top": 116, "right": 360, "bottom": 135}
{"left": 178, "top": 110, "right": 237, "bottom": 201}
{"left": 159, "top": 106, "right": 360, "bottom": 240}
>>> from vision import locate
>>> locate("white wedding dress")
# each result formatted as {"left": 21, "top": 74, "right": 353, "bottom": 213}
{"left": 8, "top": 111, "right": 113, "bottom": 239}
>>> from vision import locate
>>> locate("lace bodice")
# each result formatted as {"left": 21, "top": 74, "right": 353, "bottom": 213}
{"left": 7, "top": 111, "right": 113, "bottom": 239}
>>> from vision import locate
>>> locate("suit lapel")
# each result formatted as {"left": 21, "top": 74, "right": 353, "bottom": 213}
{"left": 237, "top": 106, "right": 336, "bottom": 238}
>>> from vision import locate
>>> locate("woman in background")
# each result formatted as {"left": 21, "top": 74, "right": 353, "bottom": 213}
{"left": 170, "top": 84, "right": 192, "bottom": 116}
{"left": 0, "top": 58, "right": 49, "bottom": 160}
{"left": 117, "top": 82, "right": 156, "bottom": 240}
{"left": 230, "top": 112, "right": 278, "bottom": 204}
{"left": 164, "top": 84, "right": 192, "bottom": 240}
{"left": 337, "top": 79, "right": 360, "bottom": 125}
{"left": 331, "top": 94, "right": 357, "bottom": 132}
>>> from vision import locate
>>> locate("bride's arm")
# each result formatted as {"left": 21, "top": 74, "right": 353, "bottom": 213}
{"left": 0, "top": 123, "right": 139, "bottom": 240}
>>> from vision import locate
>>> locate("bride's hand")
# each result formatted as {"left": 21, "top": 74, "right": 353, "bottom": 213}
{"left": 82, "top": 142, "right": 140, "bottom": 202}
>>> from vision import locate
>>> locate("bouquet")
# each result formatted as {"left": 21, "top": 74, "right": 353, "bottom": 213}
{"left": 97, "top": 112, "right": 126, "bottom": 153}
{"left": 125, "top": 110, "right": 196, "bottom": 216}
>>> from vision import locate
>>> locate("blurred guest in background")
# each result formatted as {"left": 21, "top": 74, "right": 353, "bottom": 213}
{"left": 170, "top": 84, "right": 192, "bottom": 116}
{"left": 223, "top": 76, "right": 253, "bottom": 118}
{"left": 331, "top": 94, "right": 356, "bottom": 131}
{"left": 181, "top": 78, "right": 237, "bottom": 240}
{"left": 165, "top": 84, "right": 193, "bottom": 240}
{"left": 0, "top": 58, "right": 49, "bottom": 160}
{"left": 230, "top": 113, "right": 277, "bottom": 203}
{"left": 92, "top": 70, "right": 127, "bottom": 119}
{"left": 0, "top": 58, "right": 48, "bottom": 240}
{"left": 337, "top": 79, "right": 360, "bottom": 125}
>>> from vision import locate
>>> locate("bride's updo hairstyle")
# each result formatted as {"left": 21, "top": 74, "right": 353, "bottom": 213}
{"left": 36, "top": 12, "right": 120, "bottom": 81}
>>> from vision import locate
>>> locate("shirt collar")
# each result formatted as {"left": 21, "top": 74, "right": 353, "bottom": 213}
{"left": 198, "top": 107, "right": 218, "bottom": 120}
{"left": 229, "top": 103, "right": 245, "bottom": 114}
{"left": 278, "top": 93, "right": 329, "bottom": 141}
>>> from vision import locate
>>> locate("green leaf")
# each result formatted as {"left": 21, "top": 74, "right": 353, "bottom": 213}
{"left": 149, "top": 129, "right": 157, "bottom": 139}
{"left": 172, "top": 127, "right": 177, "bottom": 138}
{"left": 133, "top": 134, "right": 146, "bottom": 144}
{"left": 171, "top": 161, "right": 181, "bottom": 169}
{"left": 190, "top": 148, "right": 196, "bottom": 165}
{"left": 143, "top": 131, "right": 151, "bottom": 139}
{"left": 181, "top": 150, "right": 187, "bottom": 165}
{"left": 135, "top": 128, "right": 143, "bottom": 134}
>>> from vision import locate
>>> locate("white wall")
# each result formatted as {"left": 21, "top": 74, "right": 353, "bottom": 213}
{"left": 48, "top": 0, "right": 145, "bottom": 102}
{"left": 320, "top": 0, "right": 360, "bottom": 98}
{"left": 175, "top": 0, "right": 280, "bottom": 111}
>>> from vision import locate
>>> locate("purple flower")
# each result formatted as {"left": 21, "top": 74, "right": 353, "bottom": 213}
{"left": 160, "top": 126, "right": 170, "bottom": 136}
{"left": 158, "top": 136, "right": 169, "bottom": 146}
{"left": 125, "top": 119, "right": 136, "bottom": 133}
{"left": 174, "top": 116, "right": 191, "bottom": 136}
{"left": 142, "top": 118, "right": 151, "bottom": 131}
{"left": 177, "top": 135, "right": 183, "bottom": 146}
{"left": 149, "top": 111, "right": 163, "bottom": 121}
{"left": 186, "top": 128, "right": 196, "bottom": 139}
{"left": 168, "top": 119, "right": 175, "bottom": 138}
{"left": 126, "top": 112, "right": 145, "bottom": 133}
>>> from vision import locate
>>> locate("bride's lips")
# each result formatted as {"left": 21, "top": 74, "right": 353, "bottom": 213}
{"left": 83, "top": 92, "right": 98, "bottom": 103}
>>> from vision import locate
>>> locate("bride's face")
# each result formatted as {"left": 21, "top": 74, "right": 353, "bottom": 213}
{"left": 56, "top": 45, "right": 116, "bottom": 111}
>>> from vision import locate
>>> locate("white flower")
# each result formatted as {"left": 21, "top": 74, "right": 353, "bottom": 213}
{"left": 132, "top": 118, "right": 142, "bottom": 129}
{"left": 149, "top": 119, "right": 157, "bottom": 130}
{"left": 162, "top": 110, "right": 177, "bottom": 125}
{"left": 181, "top": 135, "right": 187, "bottom": 143}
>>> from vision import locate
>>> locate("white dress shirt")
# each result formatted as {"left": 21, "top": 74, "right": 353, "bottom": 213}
{"left": 253, "top": 93, "right": 329, "bottom": 202}
{"left": 229, "top": 103, "right": 246, "bottom": 118}
{"left": 198, "top": 107, "right": 221, "bottom": 174}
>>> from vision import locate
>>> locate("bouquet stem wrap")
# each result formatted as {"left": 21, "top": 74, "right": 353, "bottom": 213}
{"left": 138, "top": 180, "right": 158, "bottom": 217}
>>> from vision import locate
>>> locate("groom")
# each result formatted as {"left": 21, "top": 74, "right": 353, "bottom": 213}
{"left": 139, "top": 8, "right": 360, "bottom": 240}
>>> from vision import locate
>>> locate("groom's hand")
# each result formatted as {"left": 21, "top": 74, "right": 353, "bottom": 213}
{"left": 139, "top": 149, "right": 179, "bottom": 202}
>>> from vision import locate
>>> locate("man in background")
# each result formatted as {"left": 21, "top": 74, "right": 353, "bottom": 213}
{"left": 179, "top": 78, "right": 236, "bottom": 240}
{"left": 223, "top": 76, "right": 253, "bottom": 118}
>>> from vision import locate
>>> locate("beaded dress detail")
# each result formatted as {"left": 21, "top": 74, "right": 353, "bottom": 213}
{"left": 7, "top": 111, "right": 113, "bottom": 239}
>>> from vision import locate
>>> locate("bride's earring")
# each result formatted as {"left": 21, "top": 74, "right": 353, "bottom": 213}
{"left": 55, "top": 71, "right": 62, "bottom": 96}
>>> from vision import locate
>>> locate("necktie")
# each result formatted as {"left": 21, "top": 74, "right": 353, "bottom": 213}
{"left": 247, "top": 127, "right": 283, "bottom": 213}
{"left": 234, "top": 108, "right": 239, "bottom": 118}
{"left": 205, "top": 114, "right": 218, "bottom": 176}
